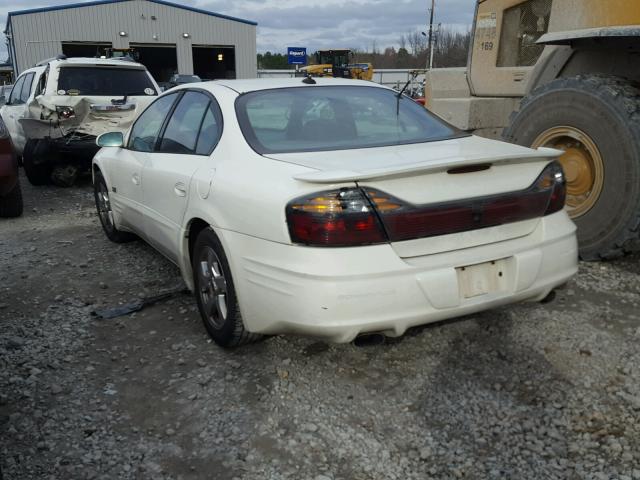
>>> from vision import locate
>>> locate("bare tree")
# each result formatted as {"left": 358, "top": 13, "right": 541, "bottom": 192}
{"left": 407, "top": 30, "right": 427, "bottom": 56}
{"left": 280, "top": 27, "right": 471, "bottom": 71}
{"left": 399, "top": 34, "right": 407, "bottom": 52}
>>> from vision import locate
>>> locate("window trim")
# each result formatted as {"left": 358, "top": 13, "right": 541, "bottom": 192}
{"left": 155, "top": 88, "right": 224, "bottom": 157}
{"left": 234, "top": 85, "right": 469, "bottom": 155}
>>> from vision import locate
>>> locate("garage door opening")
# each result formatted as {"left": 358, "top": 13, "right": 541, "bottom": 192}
{"left": 130, "top": 44, "right": 177, "bottom": 83}
{"left": 62, "top": 42, "right": 111, "bottom": 58}
{"left": 192, "top": 46, "right": 236, "bottom": 80}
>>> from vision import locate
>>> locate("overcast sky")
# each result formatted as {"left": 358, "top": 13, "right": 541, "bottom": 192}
{"left": 0, "top": 0, "right": 476, "bottom": 61}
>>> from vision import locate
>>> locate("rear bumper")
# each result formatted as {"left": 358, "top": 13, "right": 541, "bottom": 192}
{"left": 217, "top": 212, "right": 578, "bottom": 343}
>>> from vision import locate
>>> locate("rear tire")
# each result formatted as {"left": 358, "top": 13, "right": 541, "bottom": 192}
{"left": 192, "top": 227, "right": 261, "bottom": 348}
{"left": 0, "top": 179, "right": 23, "bottom": 218}
{"left": 22, "top": 139, "right": 52, "bottom": 186}
{"left": 93, "top": 170, "right": 135, "bottom": 243}
{"left": 504, "top": 75, "right": 640, "bottom": 261}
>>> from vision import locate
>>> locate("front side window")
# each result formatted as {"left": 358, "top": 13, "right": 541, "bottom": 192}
{"left": 497, "top": 0, "right": 552, "bottom": 67}
{"left": 8, "top": 75, "right": 25, "bottom": 105}
{"left": 128, "top": 93, "right": 179, "bottom": 152}
{"left": 19, "top": 73, "right": 35, "bottom": 103}
{"left": 57, "top": 66, "right": 157, "bottom": 96}
{"left": 236, "top": 86, "right": 462, "bottom": 154}
{"left": 158, "top": 91, "right": 210, "bottom": 154}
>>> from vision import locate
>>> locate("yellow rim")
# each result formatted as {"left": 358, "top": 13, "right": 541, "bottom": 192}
{"left": 532, "top": 126, "right": 604, "bottom": 218}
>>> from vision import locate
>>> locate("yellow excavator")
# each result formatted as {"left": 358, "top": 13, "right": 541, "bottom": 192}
{"left": 297, "top": 49, "right": 373, "bottom": 81}
{"left": 425, "top": 0, "right": 640, "bottom": 261}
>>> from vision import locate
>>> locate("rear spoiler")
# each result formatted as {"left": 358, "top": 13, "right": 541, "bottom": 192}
{"left": 292, "top": 147, "right": 561, "bottom": 184}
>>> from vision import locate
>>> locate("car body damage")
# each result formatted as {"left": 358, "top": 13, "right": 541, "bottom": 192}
{"left": 0, "top": 56, "right": 159, "bottom": 186}
{"left": 21, "top": 94, "right": 148, "bottom": 140}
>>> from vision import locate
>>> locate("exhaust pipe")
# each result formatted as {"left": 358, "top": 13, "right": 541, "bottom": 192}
{"left": 353, "top": 332, "right": 386, "bottom": 347}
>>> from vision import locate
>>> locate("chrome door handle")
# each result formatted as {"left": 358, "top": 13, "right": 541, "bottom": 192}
{"left": 132, "top": 173, "right": 140, "bottom": 185}
{"left": 174, "top": 182, "right": 186, "bottom": 197}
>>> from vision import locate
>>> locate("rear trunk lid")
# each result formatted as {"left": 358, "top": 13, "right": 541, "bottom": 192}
{"left": 268, "top": 135, "right": 561, "bottom": 257}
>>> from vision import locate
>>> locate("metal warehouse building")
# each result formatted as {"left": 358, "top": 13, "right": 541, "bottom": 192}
{"left": 5, "top": 0, "right": 257, "bottom": 82}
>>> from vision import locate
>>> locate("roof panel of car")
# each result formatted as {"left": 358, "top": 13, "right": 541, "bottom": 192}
{"left": 210, "top": 77, "right": 387, "bottom": 94}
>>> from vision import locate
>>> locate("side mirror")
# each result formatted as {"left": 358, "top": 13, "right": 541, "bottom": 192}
{"left": 96, "top": 131, "right": 124, "bottom": 148}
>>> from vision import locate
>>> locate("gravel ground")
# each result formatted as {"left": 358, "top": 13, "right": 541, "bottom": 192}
{"left": 1, "top": 176, "right": 640, "bottom": 480}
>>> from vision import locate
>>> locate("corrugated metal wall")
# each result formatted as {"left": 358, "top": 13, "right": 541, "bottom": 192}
{"left": 9, "top": 0, "right": 257, "bottom": 78}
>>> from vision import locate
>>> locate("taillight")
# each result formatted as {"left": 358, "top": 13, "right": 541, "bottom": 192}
{"left": 286, "top": 188, "right": 387, "bottom": 247}
{"left": 364, "top": 161, "right": 566, "bottom": 242}
{"left": 286, "top": 162, "right": 566, "bottom": 246}
{"left": 540, "top": 161, "right": 566, "bottom": 215}
{"left": 56, "top": 106, "right": 75, "bottom": 120}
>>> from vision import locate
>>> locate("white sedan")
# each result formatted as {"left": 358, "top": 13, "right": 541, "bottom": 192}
{"left": 92, "top": 78, "right": 578, "bottom": 347}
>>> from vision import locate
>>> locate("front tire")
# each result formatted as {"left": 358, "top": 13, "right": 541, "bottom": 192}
{"left": 93, "top": 170, "right": 135, "bottom": 243}
{"left": 192, "top": 228, "right": 261, "bottom": 348}
{"left": 504, "top": 75, "right": 640, "bottom": 261}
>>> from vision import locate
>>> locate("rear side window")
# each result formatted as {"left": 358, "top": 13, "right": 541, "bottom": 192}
{"left": 159, "top": 91, "right": 210, "bottom": 154}
{"left": 195, "top": 106, "right": 222, "bottom": 155}
{"left": 128, "top": 93, "right": 179, "bottom": 152}
{"left": 8, "top": 75, "right": 25, "bottom": 105}
{"left": 236, "top": 86, "right": 461, "bottom": 154}
{"left": 34, "top": 68, "right": 48, "bottom": 97}
{"left": 19, "top": 73, "right": 35, "bottom": 103}
{"left": 57, "top": 67, "right": 157, "bottom": 96}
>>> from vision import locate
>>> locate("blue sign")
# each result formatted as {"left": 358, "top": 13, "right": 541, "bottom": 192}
{"left": 287, "top": 47, "right": 307, "bottom": 65}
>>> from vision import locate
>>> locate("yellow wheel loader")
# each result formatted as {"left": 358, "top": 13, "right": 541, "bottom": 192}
{"left": 425, "top": 0, "right": 640, "bottom": 260}
{"left": 298, "top": 49, "right": 374, "bottom": 81}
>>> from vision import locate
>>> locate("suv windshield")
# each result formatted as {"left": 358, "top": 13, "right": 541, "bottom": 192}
{"left": 173, "top": 75, "right": 201, "bottom": 83}
{"left": 57, "top": 67, "right": 157, "bottom": 96}
{"left": 236, "top": 86, "right": 464, "bottom": 154}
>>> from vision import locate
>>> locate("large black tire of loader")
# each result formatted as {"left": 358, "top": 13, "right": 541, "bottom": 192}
{"left": 22, "top": 139, "right": 52, "bottom": 186}
{"left": 0, "top": 178, "right": 24, "bottom": 218}
{"left": 504, "top": 75, "right": 640, "bottom": 261}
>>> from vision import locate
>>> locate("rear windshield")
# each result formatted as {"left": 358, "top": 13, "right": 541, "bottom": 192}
{"left": 175, "top": 75, "right": 201, "bottom": 83}
{"left": 57, "top": 67, "right": 157, "bottom": 96}
{"left": 235, "top": 86, "right": 464, "bottom": 154}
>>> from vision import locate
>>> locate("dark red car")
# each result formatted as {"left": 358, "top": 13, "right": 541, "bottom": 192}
{"left": 0, "top": 116, "right": 22, "bottom": 217}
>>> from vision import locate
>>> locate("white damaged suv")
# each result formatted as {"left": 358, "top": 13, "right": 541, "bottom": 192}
{"left": 0, "top": 55, "right": 158, "bottom": 186}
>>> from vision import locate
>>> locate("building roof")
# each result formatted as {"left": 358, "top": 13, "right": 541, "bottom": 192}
{"left": 6, "top": 0, "right": 257, "bottom": 28}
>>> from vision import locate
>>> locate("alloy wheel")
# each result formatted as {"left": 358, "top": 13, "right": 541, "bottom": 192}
{"left": 96, "top": 180, "right": 115, "bottom": 230}
{"left": 197, "top": 247, "right": 229, "bottom": 329}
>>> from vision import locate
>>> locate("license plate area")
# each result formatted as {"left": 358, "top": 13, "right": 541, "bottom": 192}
{"left": 456, "top": 258, "right": 508, "bottom": 299}
{"left": 90, "top": 103, "right": 135, "bottom": 112}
